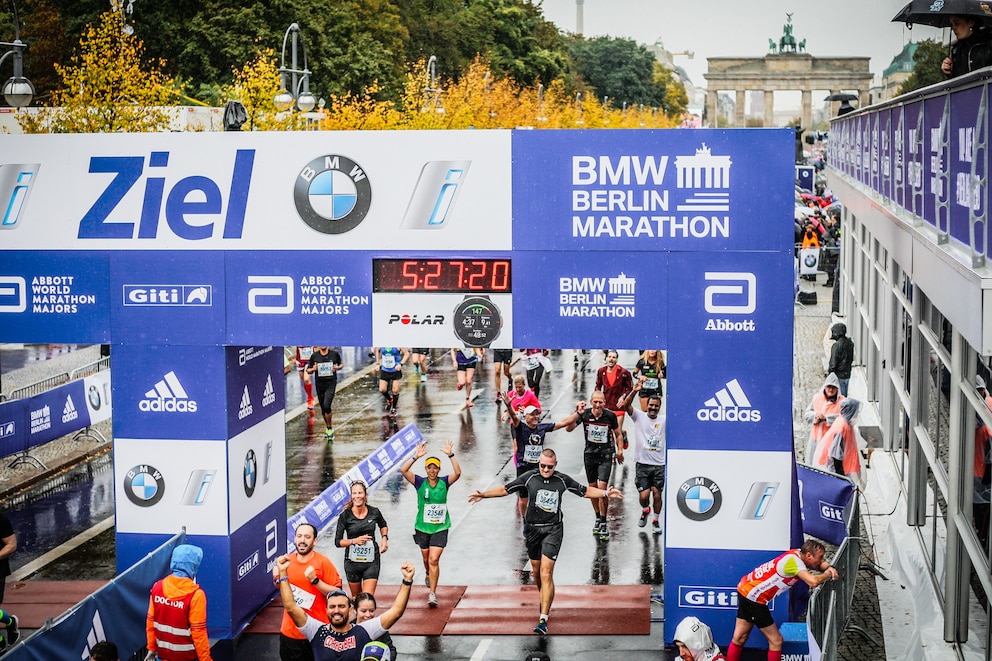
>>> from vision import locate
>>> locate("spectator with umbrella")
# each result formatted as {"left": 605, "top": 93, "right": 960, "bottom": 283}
{"left": 892, "top": 0, "right": 992, "bottom": 77}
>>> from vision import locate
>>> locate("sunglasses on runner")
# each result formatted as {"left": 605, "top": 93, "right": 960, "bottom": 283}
{"left": 539, "top": 463, "right": 556, "bottom": 470}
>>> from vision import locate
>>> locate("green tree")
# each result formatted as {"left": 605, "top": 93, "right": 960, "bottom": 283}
{"left": 898, "top": 39, "right": 947, "bottom": 94}
{"left": 18, "top": 9, "right": 176, "bottom": 132}
{"left": 653, "top": 62, "right": 688, "bottom": 117}
{"left": 568, "top": 36, "right": 665, "bottom": 108}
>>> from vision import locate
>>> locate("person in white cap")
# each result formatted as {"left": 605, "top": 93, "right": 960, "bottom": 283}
{"left": 673, "top": 616, "right": 726, "bottom": 660}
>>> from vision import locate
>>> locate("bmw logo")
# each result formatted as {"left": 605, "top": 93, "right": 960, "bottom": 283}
{"left": 244, "top": 449, "right": 257, "bottom": 497}
{"left": 677, "top": 476, "right": 722, "bottom": 521}
{"left": 803, "top": 254, "right": 818, "bottom": 268}
{"left": 124, "top": 465, "right": 165, "bottom": 507}
{"left": 88, "top": 385, "right": 102, "bottom": 410}
{"left": 294, "top": 154, "right": 372, "bottom": 234}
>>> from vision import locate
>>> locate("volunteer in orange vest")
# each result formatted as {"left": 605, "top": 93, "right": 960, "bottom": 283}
{"left": 146, "top": 544, "right": 211, "bottom": 661}
{"left": 802, "top": 373, "right": 844, "bottom": 464}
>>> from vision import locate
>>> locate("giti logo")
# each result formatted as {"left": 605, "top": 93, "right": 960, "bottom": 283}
{"left": 124, "top": 464, "right": 166, "bottom": 507}
{"left": 62, "top": 394, "right": 79, "bottom": 424}
{"left": 123, "top": 285, "right": 212, "bottom": 307}
{"left": 400, "top": 160, "right": 471, "bottom": 229}
{"left": 0, "top": 421, "right": 15, "bottom": 439}
{"left": 238, "top": 385, "right": 253, "bottom": 420}
{"left": 678, "top": 586, "right": 739, "bottom": 609}
{"left": 140, "top": 371, "right": 198, "bottom": 413}
{"left": 697, "top": 379, "right": 761, "bottom": 422}
{"left": 0, "top": 276, "right": 26, "bottom": 313}
{"left": 261, "top": 375, "right": 276, "bottom": 407}
{"left": 819, "top": 500, "right": 845, "bottom": 522}
{"left": 0, "top": 163, "right": 40, "bottom": 230}
{"left": 676, "top": 476, "right": 722, "bottom": 521}
{"left": 388, "top": 313, "right": 444, "bottom": 325}
{"left": 237, "top": 549, "right": 260, "bottom": 581}
{"left": 294, "top": 155, "right": 372, "bottom": 235}
{"left": 703, "top": 272, "right": 756, "bottom": 332}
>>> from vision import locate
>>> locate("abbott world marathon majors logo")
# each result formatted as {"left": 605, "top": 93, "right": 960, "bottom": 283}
{"left": 570, "top": 144, "right": 731, "bottom": 240}
{"left": 697, "top": 379, "right": 761, "bottom": 422}
{"left": 294, "top": 155, "right": 372, "bottom": 235}
{"left": 559, "top": 272, "right": 635, "bottom": 318}
{"left": 703, "top": 272, "right": 756, "bottom": 332}
{"left": 247, "top": 275, "right": 369, "bottom": 316}
{"left": 140, "top": 371, "right": 198, "bottom": 413}
{"left": 0, "top": 275, "right": 98, "bottom": 315}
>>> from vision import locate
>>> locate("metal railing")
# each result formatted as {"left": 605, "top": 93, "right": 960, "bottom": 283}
{"left": 6, "top": 372, "right": 70, "bottom": 402}
{"left": 68, "top": 356, "right": 110, "bottom": 380}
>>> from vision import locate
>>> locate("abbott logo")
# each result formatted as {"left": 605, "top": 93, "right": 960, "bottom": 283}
{"left": 697, "top": 379, "right": 761, "bottom": 422}
{"left": 248, "top": 276, "right": 294, "bottom": 314}
{"left": 140, "top": 371, "right": 198, "bottom": 413}
{"left": 0, "top": 276, "right": 26, "bottom": 313}
{"left": 1, "top": 164, "right": 40, "bottom": 229}
{"left": 704, "top": 272, "right": 756, "bottom": 314}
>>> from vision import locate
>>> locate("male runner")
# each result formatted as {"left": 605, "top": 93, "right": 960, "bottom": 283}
{"left": 306, "top": 347, "right": 343, "bottom": 441}
{"left": 275, "top": 523, "right": 342, "bottom": 661}
{"left": 400, "top": 440, "right": 461, "bottom": 608}
{"left": 375, "top": 347, "right": 409, "bottom": 416}
{"left": 492, "top": 348, "right": 514, "bottom": 403}
{"left": 728, "top": 540, "right": 839, "bottom": 661}
{"left": 620, "top": 383, "right": 666, "bottom": 533}
{"left": 295, "top": 346, "right": 316, "bottom": 410}
{"left": 470, "top": 449, "right": 621, "bottom": 635}
{"left": 277, "top": 557, "right": 415, "bottom": 661}
{"left": 567, "top": 391, "right": 623, "bottom": 538}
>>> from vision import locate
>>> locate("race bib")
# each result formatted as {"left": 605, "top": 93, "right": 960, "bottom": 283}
{"left": 461, "top": 348, "right": 475, "bottom": 359}
{"left": 348, "top": 540, "right": 375, "bottom": 563}
{"left": 534, "top": 489, "right": 560, "bottom": 513}
{"left": 316, "top": 362, "right": 333, "bottom": 377}
{"left": 587, "top": 424, "right": 609, "bottom": 444}
{"left": 527, "top": 356, "right": 540, "bottom": 369}
{"left": 643, "top": 377, "right": 659, "bottom": 390}
{"left": 299, "top": 347, "right": 313, "bottom": 360}
{"left": 381, "top": 354, "right": 396, "bottom": 369}
{"left": 423, "top": 503, "right": 447, "bottom": 525}
{"left": 291, "top": 584, "right": 317, "bottom": 611}
{"left": 646, "top": 434, "right": 662, "bottom": 451}
{"left": 523, "top": 444, "right": 543, "bottom": 463}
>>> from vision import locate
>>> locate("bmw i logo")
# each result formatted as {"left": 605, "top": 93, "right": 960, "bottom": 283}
{"left": 244, "top": 449, "right": 257, "bottom": 497}
{"left": 294, "top": 154, "right": 372, "bottom": 234}
{"left": 677, "top": 476, "right": 722, "bottom": 521}
{"left": 124, "top": 464, "right": 165, "bottom": 507}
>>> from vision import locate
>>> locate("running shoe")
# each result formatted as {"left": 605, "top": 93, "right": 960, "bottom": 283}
{"left": 421, "top": 374, "right": 427, "bottom": 383}
{"left": 6, "top": 615, "right": 18, "bottom": 646}
{"left": 389, "top": 406, "right": 397, "bottom": 416}
{"left": 495, "top": 396, "right": 502, "bottom": 404}
{"left": 592, "top": 521, "right": 600, "bottom": 536}
{"left": 598, "top": 522, "right": 610, "bottom": 540}
{"left": 533, "top": 620, "right": 548, "bottom": 636}
{"left": 428, "top": 592, "right": 439, "bottom": 608}
{"left": 652, "top": 519, "right": 662, "bottom": 535}
{"left": 622, "top": 431, "right": 629, "bottom": 450}
{"left": 456, "top": 383, "right": 464, "bottom": 391}
{"left": 307, "top": 397, "right": 315, "bottom": 411}
{"left": 325, "top": 427, "right": 334, "bottom": 442}
{"left": 465, "top": 399, "right": 473, "bottom": 408}
{"left": 638, "top": 509, "right": 649, "bottom": 528}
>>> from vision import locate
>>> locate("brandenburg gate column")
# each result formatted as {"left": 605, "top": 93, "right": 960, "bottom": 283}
{"left": 801, "top": 89, "right": 812, "bottom": 131}
{"left": 735, "top": 89, "right": 746, "bottom": 127}
{"left": 764, "top": 91, "right": 775, "bottom": 127}
{"left": 706, "top": 89, "right": 718, "bottom": 127}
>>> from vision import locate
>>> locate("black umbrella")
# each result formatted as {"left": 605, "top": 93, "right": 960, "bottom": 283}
{"left": 892, "top": 0, "right": 992, "bottom": 28}
{"left": 222, "top": 100, "right": 247, "bottom": 131}
{"left": 825, "top": 92, "right": 859, "bottom": 102}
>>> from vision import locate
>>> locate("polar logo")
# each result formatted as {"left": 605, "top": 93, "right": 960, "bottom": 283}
{"left": 703, "top": 272, "right": 755, "bottom": 314}
{"left": 697, "top": 379, "right": 761, "bottom": 422}
{"left": 248, "top": 276, "right": 294, "bottom": 314}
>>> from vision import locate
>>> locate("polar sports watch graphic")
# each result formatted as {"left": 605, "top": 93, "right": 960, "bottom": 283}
{"left": 453, "top": 295, "right": 502, "bottom": 348}
{"left": 0, "top": 164, "right": 40, "bottom": 230}
{"left": 294, "top": 155, "right": 372, "bottom": 234}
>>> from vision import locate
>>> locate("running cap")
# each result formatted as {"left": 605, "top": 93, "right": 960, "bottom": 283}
{"left": 326, "top": 589, "right": 350, "bottom": 601}
{"left": 424, "top": 456, "right": 442, "bottom": 469}
{"left": 361, "top": 641, "right": 391, "bottom": 661}
{"left": 523, "top": 652, "right": 550, "bottom": 661}
{"left": 522, "top": 405, "right": 541, "bottom": 416}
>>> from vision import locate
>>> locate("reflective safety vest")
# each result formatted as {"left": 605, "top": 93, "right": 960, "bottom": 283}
{"left": 150, "top": 580, "right": 199, "bottom": 661}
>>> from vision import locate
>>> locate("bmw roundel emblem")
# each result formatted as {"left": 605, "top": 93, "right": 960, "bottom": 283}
{"left": 294, "top": 154, "right": 372, "bottom": 234}
{"left": 88, "top": 385, "right": 102, "bottom": 411}
{"left": 244, "top": 449, "right": 257, "bottom": 497}
{"left": 677, "top": 476, "right": 722, "bottom": 521}
{"left": 124, "top": 465, "right": 165, "bottom": 507}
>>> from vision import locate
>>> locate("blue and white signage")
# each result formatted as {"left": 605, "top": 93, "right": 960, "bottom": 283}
{"left": 512, "top": 129, "right": 794, "bottom": 252}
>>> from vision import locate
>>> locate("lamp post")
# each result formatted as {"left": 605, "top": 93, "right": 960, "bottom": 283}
{"left": 422, "top": 55, "right": 444, "bottom": 114}
{"left": 273, "top": 23, "right": 316, "bottom": 113}
{"left": 1, "top": 0, "right": 34, "bottom": 108}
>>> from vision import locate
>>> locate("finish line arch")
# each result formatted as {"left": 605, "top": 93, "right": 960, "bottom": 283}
{"left": 0, "top": 128, "right": 794, "bottom": 644}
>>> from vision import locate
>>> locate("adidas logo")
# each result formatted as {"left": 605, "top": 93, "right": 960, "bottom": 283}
{"left": 261, "top": 374, "right": 276, "bottom": 407}
{"left": 238, "top": 385, "right": 254, "bottom": 420}
{"left": 61, "top": 394, "right": 79, "bottom": 423}
{"left": 696, "top": 379, "right": 761, "bottom": 422}
{"left": 79, "top": 608, "right": 107, "bottom": 660}
{"left": 140, "top": 371, "right": 198, "bottom": 413}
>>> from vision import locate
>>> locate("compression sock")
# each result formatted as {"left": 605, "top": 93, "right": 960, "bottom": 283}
{"left": 726, "top": 642, "right": 743, "bottom": 661}
{"left": 303, "top": 380, "right": 313, "bottom": 399}
{"left": 0, "top": 610, "right": 12, "bottom": 627}
{"left": 767, "top": 651, "right": 782, "bottom": 661}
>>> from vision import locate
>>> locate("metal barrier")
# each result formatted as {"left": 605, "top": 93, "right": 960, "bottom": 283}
{"left": 6, "top": 373, "right": 70, "bottom": 402}
{"left": 68, "top": 356, "right": 110, "bottom": 380}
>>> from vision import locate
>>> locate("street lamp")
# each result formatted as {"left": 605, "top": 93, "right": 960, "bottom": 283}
{"left": 422, "top": 55, "right": 444, "bottom": 114}
{"left": 274, "top": 23, "right": 316, "bottom": 112}
{"left": 1, "top": 0, "right": 34, "bottom": 108}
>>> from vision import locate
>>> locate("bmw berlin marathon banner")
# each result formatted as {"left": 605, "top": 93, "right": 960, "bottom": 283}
{"left": 0, "top": 128, "right": 795, "bottom": 644}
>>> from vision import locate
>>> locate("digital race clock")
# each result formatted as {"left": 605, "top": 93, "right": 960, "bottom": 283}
{"left": 372, "top": 259, "right": 511, "bottom": 294}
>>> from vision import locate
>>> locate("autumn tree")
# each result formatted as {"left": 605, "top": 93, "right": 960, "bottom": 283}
{"left": 18, "top": 9, "right": 176, "bottom": 132}
{"left": 898, "top": 39, "right": 947, "bottom": 95}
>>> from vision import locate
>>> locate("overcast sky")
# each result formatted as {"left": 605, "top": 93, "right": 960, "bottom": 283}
{"left": 538, "top": 0, "right": 944, "bottom": 89}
